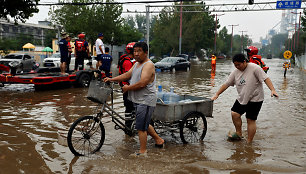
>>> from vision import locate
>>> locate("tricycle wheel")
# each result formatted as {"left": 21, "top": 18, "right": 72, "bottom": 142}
{"left": 180, "top": 111, "right": 207, "bottom": 144}
{"left": 67, "top": 116, "right": 105, "bottom": 156}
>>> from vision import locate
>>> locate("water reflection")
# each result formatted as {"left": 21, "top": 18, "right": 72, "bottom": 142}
{"left": 281, "top": 77, "right": 288, "bottom": 91}
{"left": 227, "top": 142, "right": 261, "bottom": 164}
{"left": 210, "top": 69, "right": 216, "bottom": 86}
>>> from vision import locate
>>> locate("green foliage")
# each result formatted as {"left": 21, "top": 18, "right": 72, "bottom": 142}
{"left": 0, "top": 0, "right": 40, "bottom": 23}
{"left": 44, "top": 30, "right": 57, "bottom": 48}
{"left": 302, "top": 10, "right": 306, "bottom": 32}
{"left": 150, "top": 1, "right": 217, "bottom": 58}
{"left": 50, "top": 0, "right": 127, "bottom": 46}
{"left": 0, "top": 33, "right": 37, "bottom": 54}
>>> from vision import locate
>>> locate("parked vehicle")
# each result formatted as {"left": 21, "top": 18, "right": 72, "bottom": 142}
{"left": 177, "top": 54, "right": 189, "bottom": 61}
{"left": 190, "top": 55, "right": 199, "bottom": 61}
{"left": 155, "top": 57, "right": 190, "bottom": 71}
{"left": 43, "top": 53, "right": 97, "bottom": 70}
{"left": 0, "top": 53, "right": 37, "bottom": 73}
{"left": 267, "top": 54, "right": 272, "bottom": 59}
{"left": 217, "top": 54, "right": 226, "bottom": 59}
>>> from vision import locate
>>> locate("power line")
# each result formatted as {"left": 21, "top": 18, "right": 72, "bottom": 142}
{"left": 37, "top": 0, "right": 201, "bottom": 6}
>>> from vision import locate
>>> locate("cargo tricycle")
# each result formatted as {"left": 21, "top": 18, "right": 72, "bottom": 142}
{"left": 67, "top": 80, "right": 213, "bottom": 156}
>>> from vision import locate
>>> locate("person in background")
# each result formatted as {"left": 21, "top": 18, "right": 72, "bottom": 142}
{"left": 245, "top": 46, "right": 269, "bottom": 73}
{"left": 211, "top": 54, "right": 217, "bottom": 72}
{"left": 95, "top": 33, "right": 105, "bottom": 70}
{"left": 66, "top": 35, "right": 72, "bottom": 72}
{"left": 59, "top": 32, "right": 69, "bottom": 75}
{"left": 104, "top": 42, "right": 165, "bottom": 156}
{"left": 74, "top": 33, "right": 90, "bottom": 72}
{"left": 118, "top": 42, "right": 136, "bottom": 130}
{"left": 100, "top": 47, "right": 112, "bottom": 77}
{"left": 211, "top": 53, "right": 278, "bottom": 144}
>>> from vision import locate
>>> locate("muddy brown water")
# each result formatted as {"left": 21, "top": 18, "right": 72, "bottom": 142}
{"left": 0, "top": 59, "right": 305, "bottom": 174}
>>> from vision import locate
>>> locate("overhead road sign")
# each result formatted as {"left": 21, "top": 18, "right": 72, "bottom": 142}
{"left": 276, "top": 0, "right": 302, "bottom": 9}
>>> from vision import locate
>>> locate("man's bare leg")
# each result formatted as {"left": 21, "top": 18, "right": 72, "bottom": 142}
{"left": 147, "top": 125, "right": 164, "bottom": 145}
{"left": 246, "top": 118, "right": 256, "bottom": 143}
{"left": 60, "top": 62, "right": 66, "bottom": 74}
{"left": 231, "top": 111, "right": 242, "bottom": 137}
{"left": 138, "top": 130, "right": 148, "bottom": 153}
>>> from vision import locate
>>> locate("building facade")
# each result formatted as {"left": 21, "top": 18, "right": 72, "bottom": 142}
{"left": 0, "top": 20, "right": 55, "bottom": 46}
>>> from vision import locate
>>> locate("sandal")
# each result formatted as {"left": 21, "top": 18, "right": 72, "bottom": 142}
{"left": 227, "top": 131, "right": 243, "bottom": 141}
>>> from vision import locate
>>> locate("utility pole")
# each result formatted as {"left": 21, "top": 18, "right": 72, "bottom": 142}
{"left": 146, "top": 5, "right": 150, "bottom": 56}
{"left": 297, "top": 12, "right": 301, "bottom": 50}
{"left": 239, "top": 30, "right": 247, "bottom": 53}
{"left": 228, "top": 24, "right": 239, "bottom": 57}
{"left": 291, "top": 11, "right": 302, "bottom": 50}
{"left": 214, "top": 13, "right": 224, "bottom": 53}
{"left": 179, "top": 0, "right": 183, "bottom": 55}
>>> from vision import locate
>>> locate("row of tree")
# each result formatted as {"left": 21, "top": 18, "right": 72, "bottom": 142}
{"left": 48, "top": 0, "right": 252, "bottom": 59}
{"left": 1, "top": 0, "right": 305, "bottom": 59}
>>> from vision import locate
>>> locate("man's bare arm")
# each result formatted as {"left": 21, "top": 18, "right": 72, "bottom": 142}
{"left": 104, "top": 64, "right": 134, "bottom": 83}
{"left": 264, "top": 78, "right": 278, "bottom": 97}
{"left": 123, "top": 62, "right": 154, "bottom": 92}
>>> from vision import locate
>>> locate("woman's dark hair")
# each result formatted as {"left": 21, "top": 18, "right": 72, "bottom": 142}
{"left": 232, "top": 53, "right": 247, "bottom": 63}
{"left": 133, "top": 42, "right": 148, "bottom": 53}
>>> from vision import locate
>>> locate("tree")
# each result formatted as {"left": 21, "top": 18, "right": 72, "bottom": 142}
{"left": 44, "top": 30, "right": 57, "bottom": 48}
{"left": 50, "top": 0, "right": 121, "bottom": 47}
{"left": 49, "top": 0, "right": 142, "bottom": 50}
{"left": 150, "top": 1, "right": 215, "bottom": 58}
{"left": 1, "top": 0, "right": 40, "bottom": 23}
{"left": 217, "top": 27, "right": 231, "bottom": 55}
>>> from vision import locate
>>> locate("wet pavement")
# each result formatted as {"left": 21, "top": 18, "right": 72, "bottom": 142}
{"left": 0, "top": 58, "right": 305, "bottom": 174}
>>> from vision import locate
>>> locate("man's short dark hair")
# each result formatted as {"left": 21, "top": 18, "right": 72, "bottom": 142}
{"left": 105, "top": 47, "right": 109, "bottom": 52}
{"left": 133, "top": 42, "right": 148, "bottom": 53}
{"left": 232, "top": 53, "right": 247, "bottom": 63}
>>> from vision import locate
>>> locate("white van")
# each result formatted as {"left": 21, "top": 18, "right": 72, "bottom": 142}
{"left": 43, "top": 53, "right": 97, "bottom": 70}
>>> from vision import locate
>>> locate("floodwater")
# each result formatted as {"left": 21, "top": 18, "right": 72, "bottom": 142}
{"left": 0, "top": 58, "right": 305, "bottom": 174}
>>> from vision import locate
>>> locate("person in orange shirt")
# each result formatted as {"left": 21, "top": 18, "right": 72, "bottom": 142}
{"left": 211, "top": 54, "right": 216, "bottom": 71}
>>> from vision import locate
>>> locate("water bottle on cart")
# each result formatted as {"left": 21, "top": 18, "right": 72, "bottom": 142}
{"left": 157, "top": 85, "right": 165, "bottom": 103}
{"left": 163, "top": 87, "right": 179, "bottom": 104}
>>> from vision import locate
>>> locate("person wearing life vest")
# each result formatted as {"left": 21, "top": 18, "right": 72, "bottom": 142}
{"left": 118, "top": 42, "right": 136, "bottom": 130}
{"left": 74, "top": 33, "right": 90, "bottom": 71}
{"left": 59, "top": 32, "right": 69, "bottom": 75}
{"left": 211, "top": 54, "right": 217, "bottom": 71}
{"left": 66, "top": 35, "right": 72, "bottom": 72}
{"left": 245, "top": 46, "right": 269, "bottom": 73}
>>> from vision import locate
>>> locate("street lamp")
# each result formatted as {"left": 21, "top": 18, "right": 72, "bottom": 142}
{"left": 213, "top": 13, "right": 225, "bottom": 53}
{"left": 228, "top": 24, "right": 239, "bottom": 57}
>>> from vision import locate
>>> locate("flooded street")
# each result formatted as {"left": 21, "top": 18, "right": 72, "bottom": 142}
{"left": 0, "top": 58, "right": 305, "bottom": 174}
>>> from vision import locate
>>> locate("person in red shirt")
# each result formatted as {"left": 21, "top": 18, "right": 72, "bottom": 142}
{"left": 245, "top": 46, "right": 269, "bottom": 73}
{"left": 118, "top": 42, "right": 136, "bottom": 130}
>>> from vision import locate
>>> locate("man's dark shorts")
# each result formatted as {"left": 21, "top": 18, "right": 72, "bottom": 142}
{"left": 134, "top": 103, "right": 155, "bottom": 131}
{"left": 95, "top": 54, "right": 102, "bottom": 61}
{"left": 231, "top": 100, "right": 263, "bottom": 120}
{"left": 60, "top": 56, "right": 68, "bottom": 63}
